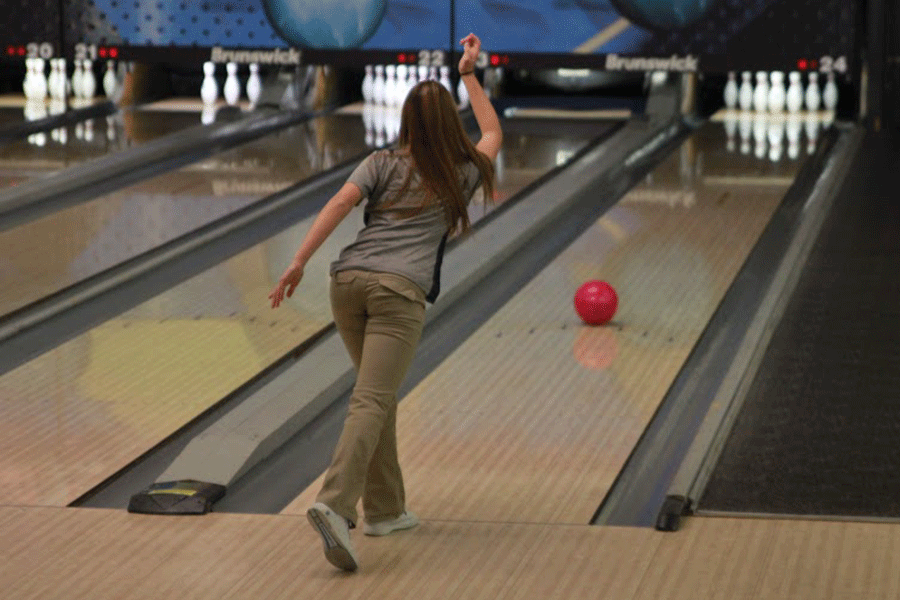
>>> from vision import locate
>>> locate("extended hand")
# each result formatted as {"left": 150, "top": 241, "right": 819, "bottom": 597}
{"left": 459, "top": 33, "right": 481, "bottom": 72}
{"left": 269, "top": 263, "right": 304, "bottom": 308}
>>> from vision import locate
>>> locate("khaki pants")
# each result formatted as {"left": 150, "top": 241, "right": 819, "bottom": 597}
{"left": 316, "top": 269, "right": 427, "bottom": 525}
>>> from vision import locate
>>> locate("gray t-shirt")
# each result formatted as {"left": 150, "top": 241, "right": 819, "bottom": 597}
{"left": 330, "top": 149, "right": 481, "bottom": 303}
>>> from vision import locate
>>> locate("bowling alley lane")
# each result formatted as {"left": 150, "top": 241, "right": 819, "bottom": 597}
{"left": 0, "top": 103, "right": 225, "bottom": 189}
{"left": 277, "top": 116, "right": 829, "bottom": 524}
{"left": 0, "top": 121, "right": 605, "bottom": 506}
{"left": 0, "top": 112, "right": 371, "bottom": 320}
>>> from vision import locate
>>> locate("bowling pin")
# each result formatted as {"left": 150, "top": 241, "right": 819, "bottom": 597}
{"left": 22, "top": 58, "right": 33, "bottom": 99}
{"left": 396, "top": 64, "right": 408, "bottom": 104}
{"left": 372, "top": 65, "right": 385, "bottom": 105}
{"left": 384, "top": 65, "right": 397, "bottom": 106}
{"left": 103, "top": 60, "right": 116, "bottom": 98}
{"left": 31, "top": 58, "right": 47, "bottom": 100}
{"left": 723, "top": 71, "right": 738, "bottom": 109}
{"left": 72, "top": 59, "right": 84, "bottom": 99}
{"left": 246, "top": 63, "right": 262, "bottom": 107}
{"left": 457, "top": 75, "right": 470, "bottom": 109}
{"left": 418, "top": 65, "right": 428, "bottom": 83}
{"left": 223, "top": 62, "right": 240, "bottom": 106}
{"left": 823, "top": 72, "right": 838, "bottom": 111}
{"left": 805, "top": 72, "right": 821, "bottom": 111}
{"left": 46, "top": 59, "right": 59, "bottom": 100}
{"left": 753, "top": 71, "right": 768, "bottom": 112}
{"left": 785, "top": 72, "right": 803, "bottom": 112}
{"left": 428, "top": 66, "right": 438, "bottom": 82}
{"left": 362, "top": 65, "right": 374, "bottom": 103}
{"left": 738, "top": 71, "right": 753, "bottom": 111}
{"left": 439, "top": 66, "right": 452, "bottom": 94}
{"left": 81, "top": 59, "right": 96, "bottom": 99}
{"left": 407, "top": 64, "right": 417, "bottom": 94}
{"left": 200, "top": 61, "right": 218, "bottom": 105}
{"left": 767, "top": 72, "right": 785, "bottom": 113}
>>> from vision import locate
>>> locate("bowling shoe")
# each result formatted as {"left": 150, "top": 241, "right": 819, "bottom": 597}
{"left": 307, "top": 502, "right": 359, "bottom": 571}
{"left": 363, "top": 510, "right": 420, "bottom": 536}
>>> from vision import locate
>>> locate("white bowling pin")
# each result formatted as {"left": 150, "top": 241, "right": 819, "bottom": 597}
{"left": 406, "top": 64, "right": 417, "bottom": 94}
{"left": 246, "top": 63, "right": 262, "bottom": 107}
{"left": 103, "top": 60, "right": 116, "bottom": 97}
{"left": 32, "top": 58, "right": 48, "bottom": 100}
{"left": 767, "top": 72, "right": 785, "bottom": 113}
{"left": 384, "top": 65, "right": 397, "bottom": 106}
{"left": 786, "top": 72, "right": 803, "bottom": 112}
{"left": 23, "top": 58, "right": 34, "bottom": 99}
{"left": 439, "top": 66, "right": 452, "bottom": 93}
{"left": 362, "top": 65, "right": 374, "bottom": 103}
{"left": 457, "top": 76, "right": 469, "bottom": 109}
{"left": 81, "top": 59, "right": 96, "bottom": 99}
{"left": 418, "top": 65, "right": 428, "bottom": 82}
{"left": 372, "top": 65, "right": 385, "bottom": 105}
{"left": 396, "top": 64, "right": 408, "bottom": 104}
{"left": 723, "top": 71, "right": 738, "bottom": 109}
{"left": 753, "top": 71, "right": 768, "bottom": 112}
{"left": 805, "top": 72, "right": 821, "bottom": 111}
{"left": 738, "top": 71, "right": 753, "bottom": 111}
{"left": 200, "top": 61, "right": 218, "bottom": 105}
{"left": 223, "top": 62, "right": 240, "bottom": 106}
{"left": 53, "top": 59, "right": 68, "bottom": 100}
{"left": 72, "top": 59, "right": 84, "bottom": 99}
{"left": 823, "top": 72, "right": 838, "bottom": 111}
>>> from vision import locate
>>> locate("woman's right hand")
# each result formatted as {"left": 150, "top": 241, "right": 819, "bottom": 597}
{"left": 458, "top": 33, "right": 481, "bottom": 73}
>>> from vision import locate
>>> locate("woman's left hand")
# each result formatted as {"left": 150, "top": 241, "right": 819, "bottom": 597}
{"left": 269, "top": 262, "right": 304, "bottom": 308}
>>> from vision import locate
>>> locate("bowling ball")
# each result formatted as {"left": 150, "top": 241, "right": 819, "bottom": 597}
{"left": 574, "top": 281, "right": 618, "bottom": 326}
{"left": 608, "top": 0, "right": 716, "bottom": 30}
{"left": 262, "top": 0, "right": 386, "bottom": 48}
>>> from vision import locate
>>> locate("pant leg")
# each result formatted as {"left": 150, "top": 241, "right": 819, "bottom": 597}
{"left": 317, "top": 272, "right": 426, "bottom": 525}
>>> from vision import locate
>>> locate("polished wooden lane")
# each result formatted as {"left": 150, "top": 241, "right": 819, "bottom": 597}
{"left": 1, "top": 506, "right": 899, "bottom": 599}
{"left": 0, "top": 126, "right": 598, "bottom": 507}
{"left": 282, "top": 118, "right": 824, "bottom": 524}
{"left": 0, "top": 105, "right": 214, "bottom": 188}
{"left": 0, "top": 113, "right": 369, "bottom": 319}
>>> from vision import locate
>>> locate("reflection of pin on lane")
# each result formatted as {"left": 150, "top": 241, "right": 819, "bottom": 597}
{"left": 573, "top": 18, "right": 632, "bottom": 53}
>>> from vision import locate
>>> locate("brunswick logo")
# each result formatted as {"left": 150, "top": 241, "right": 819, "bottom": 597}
{"left": 211, "top": 46, "right": 301, "bottom": 65}
{"left": 605, "top": 54, "right": 698, "bottom": 72}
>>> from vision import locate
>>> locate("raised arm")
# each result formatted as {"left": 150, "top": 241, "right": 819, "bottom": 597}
{"left": 459, "top": 33, "right": 502, "bottom": 162}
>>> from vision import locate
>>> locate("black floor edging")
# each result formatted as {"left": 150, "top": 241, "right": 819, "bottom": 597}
{"left": 214, "top": 119, "right": 691, "bottom": 514}
{"left": 590, "top": 125, "right": 845, "bottom": 528}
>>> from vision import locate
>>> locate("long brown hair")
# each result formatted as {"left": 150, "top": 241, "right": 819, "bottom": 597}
{"left": 390, "top": 80, "right": 495, "bottom": 236}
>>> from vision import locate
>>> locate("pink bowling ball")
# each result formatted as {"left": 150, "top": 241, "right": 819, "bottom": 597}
{"left": 574, "top": 281, "right": 618, "bottom": 326}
